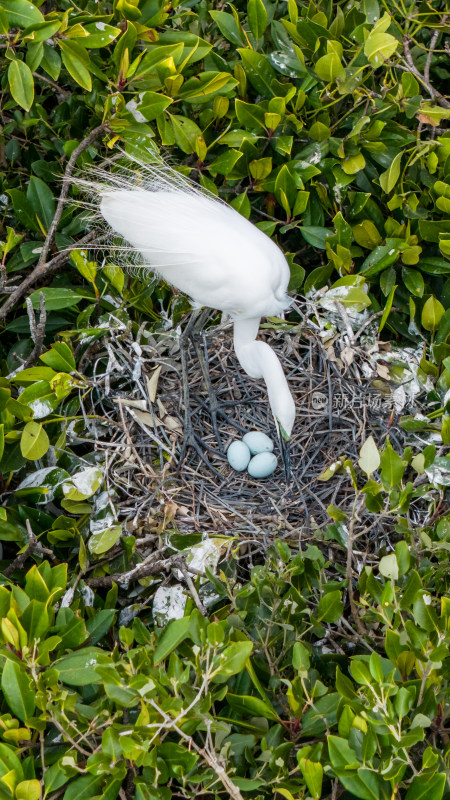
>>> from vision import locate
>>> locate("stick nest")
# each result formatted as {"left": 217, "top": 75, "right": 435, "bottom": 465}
{"left": 78, "top": 312, "right": 426, "bottom": 564}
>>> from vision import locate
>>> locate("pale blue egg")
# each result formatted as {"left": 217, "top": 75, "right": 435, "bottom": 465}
{"left": 227, "top": 440, "right": 251, "bottom": 471}
{"left": 243, "top": 431, "right": 274, "bottom": 455}
{"left": 248, "top": 452, "right": 278, "bottom": 478}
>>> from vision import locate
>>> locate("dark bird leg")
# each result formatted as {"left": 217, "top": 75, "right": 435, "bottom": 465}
{"left": 178, "top": 308, "right": 242, "bottom": 467}
{"left": 178, "top": 309, "right": 216, "bottom": 468}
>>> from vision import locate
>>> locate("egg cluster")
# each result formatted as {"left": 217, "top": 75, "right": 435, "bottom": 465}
{"left": 227, "top": 431, "right": 278, "bottom": 478}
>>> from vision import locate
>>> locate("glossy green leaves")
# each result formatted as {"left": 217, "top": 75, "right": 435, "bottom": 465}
{"left": 8, "top": 60, "right": 34, "bottom": 111}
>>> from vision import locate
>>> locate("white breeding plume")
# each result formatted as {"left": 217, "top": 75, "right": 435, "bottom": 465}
{"left": 78, "top": 156, "right": 296, "bottom": 439}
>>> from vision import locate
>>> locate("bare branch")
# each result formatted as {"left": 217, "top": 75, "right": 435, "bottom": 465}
{"left": 3, "top": 519, "right": 55, "bottom": 577}
{"left": 402, "top": 33, "right": 450, "bottom": 109}
{"left": 0, "top": 231, "right": 104, "bottom": 322}
{"left": 424, "top": 26, "right": 442, "bottom": 85}
{"left": 38, "top": 123, "right": 106, "bottom": 269}
{"left": 177, "top": 560, "right": 208, "bottom": 616}
{"left": 6, "top": 293, "right": 47, "bottom": 378}
{"left": 0, "top": 124, "right": 106, "bottom": 324}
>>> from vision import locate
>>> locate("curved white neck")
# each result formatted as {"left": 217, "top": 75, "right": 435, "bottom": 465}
{"left": 233, "top": 318, "right": 295, "bottom": 437}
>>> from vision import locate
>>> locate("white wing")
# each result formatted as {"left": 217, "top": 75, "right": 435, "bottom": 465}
{"left": 100, "top": 188, "right": 290, "bottom": 319}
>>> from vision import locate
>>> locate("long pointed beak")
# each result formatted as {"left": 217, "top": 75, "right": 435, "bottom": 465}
{"left": 280, "top": 435, "right": 291, "bottom": 483}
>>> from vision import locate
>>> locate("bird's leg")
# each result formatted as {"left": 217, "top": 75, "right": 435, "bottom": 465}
{"left": 178, "top": 309, "right": 222, "bottom": 473}
{"left": 192, "top": 333, "right": 224, "bottom": 452}
{"left": 179, "top": 308, "right": 244, "bottom": 463}
{"left": 178, "top": 309, "right": 202, "bottom": 464}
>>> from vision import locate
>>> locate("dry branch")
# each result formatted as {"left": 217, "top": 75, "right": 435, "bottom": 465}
{"left": 0, "top": 124, "right": 107, "bottom": 323}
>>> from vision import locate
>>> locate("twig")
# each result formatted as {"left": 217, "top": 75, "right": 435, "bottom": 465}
{"left": 117, "top": 400, "right": 157, "bottom": 479}
{"left": 49, "top": 716, "right": 92, "bottom": 758}
{"left": 6, "top": 293, "right": 47, "bottom": 378}
{"left": 84, "top": 550, "right": 174, "bottom": 587}
{"left": 424, "top": 25, "right": 442, "bottom": 85}
{"left": 38, "top": 123, "right": 106, "bottom": 269}
{"left": 3, "top": 520, "right": 54, "bottom": 577}
{"left": 346, "top": 497, "right": 366, "bottom": 636}
{"left": 402, "top": 34, "right": 450, "bottom": 109}
{"left": 32, "top": 71, "right": 70, "bottom": 99}
{"left": 0, "top": 231, "right": 103, "bottom": 322}
{"left": 0, "top": 125, "right": 106, "bottom": 324}
{"left": 149, "top": 699, "right": 245, "bottom": 800}
{"left": 353, "top": 307, "right": 400, "bottom": 341}
{"left": 177, "top": 559, "right": 208, "bottom": 616}
{"left": 334, "top": 300, "right": 355, "bottom": 345}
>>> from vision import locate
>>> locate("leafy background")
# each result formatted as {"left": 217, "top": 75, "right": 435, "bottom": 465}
{"left": 0, "top": 0, "right": 450, "bottom": 798}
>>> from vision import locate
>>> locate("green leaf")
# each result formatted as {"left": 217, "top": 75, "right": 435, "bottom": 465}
{"left": 8, "top": 60, "right": 34, "bottom": 111}
{"left": 364, "top": 31, "right": 399, "bottom": 68}
{"left": 379, "top": 553, "right": 399, "bottom": 580}
{"left": 40, "top": 342, "right": 76, "bottom": 373}
{"left": 154, "top": 616, "right": 191, "bottom": 665}
{"left": 395, "top": 540, "right": 410, "bottom": 576}
{"left": 209, "top": 10, "right": 245, "bottom": 46}
{"left": 55, "top": 647, "right": 111, "bottom": 685}
{"left": 1, "top": 660, "right": 35, "bottom": 721}
{"left": 28, "top": 287, "right": 93, "bottom": 310}
{"left": 379, "top": 152, "right": 402, "bottom": 194}
{"left": 339, "top": 769, "right": 381, "bottom": 800}
{"left": 208, "top": 149, "right": 243, "bottom": 176}
{"left": 238, "top": 49, "right": 277, "bottom": 97}
{"left": 62, "top": 467, "right": 103, "bottom": 501}
{"left": 360, "top": 242, "right": 400, "bottom": 276}
{"left": 327, "top": 736, "right": 359, "bottom": 768}
{"left": 293, "top": 641, "right": 310, "bottom": 671}
{"left": 380, "top": 437, "right": 404, "bottom": 488}
{"left": 1, "top": 0, "right": 43, "bottom": 27}
{"left": 16, "top": 780, "right": 41, "bottom": 800}
{"left": 352, "top": 220, "right": 382, "bottom": 249}
{"left": 350, "top": 659, "right": 372, "bottom": 685}
{"left": 299, "top": 226, "right": 332, "bottom": 249}
{"left": 158, "top": 742, "right": 199, "bottom": 777}
{"left": 59, "top": 40, "right": 92, "bottom": 90}
{"left": 342, "top": 151, "right": 366, "bottom": 174}
{"left": 379, "top": 283, "right": 397, "bottom": 332}
{"left": 171, "top": 114, "right": 203, "bottom": 155}
{"left": 404, "top": 774, "right": 445, "bottom": 800}
{"left": 315, "top": 53, "right": 345, "bottom": 82}
{"left": 214, "top": 641, "right": 253, "bottom": 677}
{"left": 402, "top": 267, "right": 424, "bottom": 297}
{"left": 422, "top": 295, "right": 445, "bottom": 332}
{"left": 62, "top": 775, "right": 104, "bottom": 800}
{"left": 358, "top": 436, "right": 380, "bottom": 476}
{"left": 88, "top": 525, "right": 122, "bottom": 555}
{"left": 127, "top": 90, "right": 173, "bottom": 120}
{"left": 76, "top": 22, "right": 121, "bottom": 48}
{"left": 235, "top": 98, "right": 266, "bottom": 129}
{"left": 20, "top": 421, "right": 50, "bottom": 460}
{"left": 316, "top": 590, "right": 343, "bottom": 622}
{"left": 226, "top": 693, "right": 279, "bottom": 721}
{"left": 41, "top": 43, "right": 61, "bottom": 80}
{"left": 27, "top": 176, "right": 55, "bottom": 232}
{"left": 247, "top": 0, "right": 268, "bottom": 40}
{"left": 70, "top": 248, "right": 97, "bottom": 284}
{"left": 298, "top": 759, "right": 323, "bottom": 800}
{"left": 178, "top": 72, "right": 238, "bottom": 103}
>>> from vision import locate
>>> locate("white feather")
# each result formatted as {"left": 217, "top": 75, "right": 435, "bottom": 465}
{"left": 76, "top": 155, "right": 296, "bottom": 437}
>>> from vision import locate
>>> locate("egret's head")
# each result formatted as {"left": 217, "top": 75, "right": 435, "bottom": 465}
{"left": 271, "top": 391, "right": 296, "bottom": 442}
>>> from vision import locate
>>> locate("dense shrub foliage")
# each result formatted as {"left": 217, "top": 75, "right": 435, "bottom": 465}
{"left": 0, "top": 0, "right": 450, "bottom": 799}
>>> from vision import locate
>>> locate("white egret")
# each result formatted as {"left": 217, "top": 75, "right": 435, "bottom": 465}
{"left": 79, "top": 158, "right": 296, "bottom": 466}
